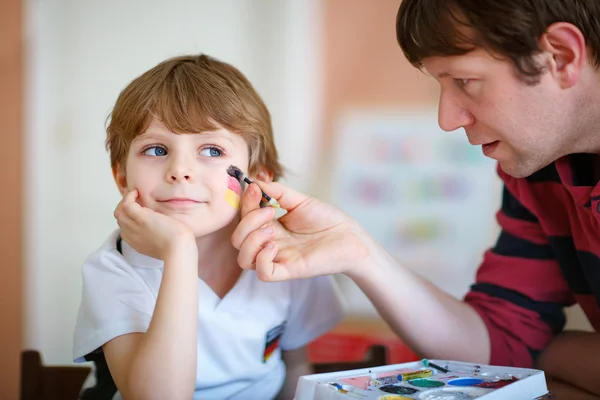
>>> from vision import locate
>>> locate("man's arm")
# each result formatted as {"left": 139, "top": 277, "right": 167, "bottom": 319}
{"left": 351, "top": 183, "right": 574, "bottom": 367}
{"left": 277, "top": 347, "right": 312, "bottom": 400}
{"left": 351, "top": 249, "right": 491, "bottom": 363}
{"left": 536, "top": 331, "right": 600, "bottom": 395}
{"left": 233, "top": 174, "right": 572, "bottom": 367}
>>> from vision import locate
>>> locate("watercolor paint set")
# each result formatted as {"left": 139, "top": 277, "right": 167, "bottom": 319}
{"left": 294, "top": 359, "right": 548, "bottom": 400}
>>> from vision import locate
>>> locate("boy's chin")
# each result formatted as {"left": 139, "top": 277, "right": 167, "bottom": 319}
{"left": 176, "top": 216, "right": 239, "bottom": 239}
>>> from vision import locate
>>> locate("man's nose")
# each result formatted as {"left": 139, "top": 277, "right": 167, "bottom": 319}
{"left": 438, "top": 92, "right": 474, "bottom": 132}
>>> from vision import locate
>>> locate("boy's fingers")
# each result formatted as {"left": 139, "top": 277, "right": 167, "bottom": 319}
{"left": 115, "top": 213, "right": 134, "bottom": 231}
{"left": 122, "top": 190, "right": 144, "bottom": 221}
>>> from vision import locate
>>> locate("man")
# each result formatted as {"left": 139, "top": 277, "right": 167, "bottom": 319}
{"left": 232, "top": 0, "right": 600, "bottom": 394}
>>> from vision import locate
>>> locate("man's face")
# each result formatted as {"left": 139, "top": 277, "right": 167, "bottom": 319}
{"left": 423, "top": 49, "right": 579, "bottom": 178}
{"left": 116, "top": 118, "right": 250, "bottom": 238}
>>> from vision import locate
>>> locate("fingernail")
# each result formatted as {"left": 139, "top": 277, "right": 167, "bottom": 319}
{"left": 262, "top": 226, "right": 274, "bottom": 234}
{"left": 262, "top": 207, "right": 274, "bottom": 217}
{"left": 265, "top": 242, "right": 274, "bottom": 249}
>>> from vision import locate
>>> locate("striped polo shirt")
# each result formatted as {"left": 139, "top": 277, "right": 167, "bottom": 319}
{"left": 464, "top": 153, "right": 600, "bottom": 367}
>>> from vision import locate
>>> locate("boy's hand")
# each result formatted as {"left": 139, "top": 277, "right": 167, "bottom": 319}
{"left": 114, "top": 190, "right": 196, "bottom": 260}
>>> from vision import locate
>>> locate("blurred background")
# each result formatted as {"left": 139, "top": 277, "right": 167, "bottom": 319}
{"left": 1, "top": 0, "right": 593, "bottom": 398}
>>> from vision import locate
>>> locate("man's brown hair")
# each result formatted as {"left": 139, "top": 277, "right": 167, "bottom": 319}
{"left": 396, "top": 0, "right": 600, "bottom": 83}
{"left": 106, "top": 54, "right": 283, "bottom": 180}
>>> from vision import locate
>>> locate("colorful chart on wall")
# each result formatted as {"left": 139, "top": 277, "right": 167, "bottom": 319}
{"left": 329, "top": 110, "right": 499, "bottom": 299}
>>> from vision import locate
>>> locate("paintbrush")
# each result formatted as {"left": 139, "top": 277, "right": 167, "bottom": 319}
{"left": 423, "top": 359, "right": 450, "bottom": 373}
{"left": 226, "top": 165, "right": 281, "bottom": 208}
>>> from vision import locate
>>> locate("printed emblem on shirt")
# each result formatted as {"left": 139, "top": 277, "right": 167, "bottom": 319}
{"left": 263, "top": 321, "right": 286, "bottom": 363}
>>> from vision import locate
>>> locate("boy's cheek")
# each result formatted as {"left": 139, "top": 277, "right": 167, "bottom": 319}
{"left": 134, "top": 189, "right": 150, "bottom": 208}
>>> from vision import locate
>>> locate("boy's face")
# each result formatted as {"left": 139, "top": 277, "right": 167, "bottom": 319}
{"left": 115, "top": 118, "right": 255, "bottom": 238}
{"left": 423, "top": 48, "right": 583, "bottom": 179}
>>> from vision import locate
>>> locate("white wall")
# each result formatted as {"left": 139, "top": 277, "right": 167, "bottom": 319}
{"left": 24, "top": 0, "right": 323, "bottom": 365}
{"left": 24, "top": 1, "right": 591, "bottom": 367}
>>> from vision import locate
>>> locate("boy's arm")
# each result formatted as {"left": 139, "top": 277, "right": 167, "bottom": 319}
{"left": 103, "top": 241, "right": 199, "bottom": 400}
{"left": 277, "top": 347, "right": 312, "bottom": 400}
{"left": 536, "top": 331, "right": 600, "bottom": 395}
{"left": 103, "top": 190, "right": 199, "bottom": 400}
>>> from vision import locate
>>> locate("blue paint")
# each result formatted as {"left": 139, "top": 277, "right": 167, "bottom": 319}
{"left": 447, "top": 378, "right": 485, "bottom": 386}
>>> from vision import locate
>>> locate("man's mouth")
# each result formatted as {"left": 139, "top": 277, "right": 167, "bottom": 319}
{"left": 482, "top": 141, "right": 500, "bottom": 156}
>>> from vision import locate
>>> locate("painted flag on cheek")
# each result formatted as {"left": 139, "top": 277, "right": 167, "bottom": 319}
{"left": 225, "top": 176, "right": 242, "bottom": 209}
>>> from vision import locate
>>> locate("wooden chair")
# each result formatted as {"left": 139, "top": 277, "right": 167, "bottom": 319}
{"left": 21, "top": 350, "right": 91, "bottom": 400}
{"left": 312, "top": 344, "right": 388, "bottom": 374}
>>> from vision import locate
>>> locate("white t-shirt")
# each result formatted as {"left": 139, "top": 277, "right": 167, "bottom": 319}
{"left": 73, "top": 230, "right": 345, "bottom": 400}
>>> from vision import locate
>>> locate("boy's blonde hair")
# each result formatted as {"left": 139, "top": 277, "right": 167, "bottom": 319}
{"left": 106, "top": 54, "right": 283, "bottom": 180}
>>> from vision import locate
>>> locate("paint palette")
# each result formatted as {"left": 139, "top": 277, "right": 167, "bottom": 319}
{"left": 294, "top": 359, "right": 548, "bottom": 400}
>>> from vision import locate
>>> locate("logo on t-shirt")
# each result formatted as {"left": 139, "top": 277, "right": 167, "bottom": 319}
{"left": 263, "top": 321, "right": 286, "bottom": 363}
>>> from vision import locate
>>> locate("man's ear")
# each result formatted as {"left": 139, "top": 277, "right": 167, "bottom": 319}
{"left": 112, "top": 163, "right": 128, "bottom": 196}
{"left": 539, "top": 22, "right": 586, "bottom": 89}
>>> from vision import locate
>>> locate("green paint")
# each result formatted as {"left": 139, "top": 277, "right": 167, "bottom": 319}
{"left": 409, "top": 379, "right": 445, "bottom": 388}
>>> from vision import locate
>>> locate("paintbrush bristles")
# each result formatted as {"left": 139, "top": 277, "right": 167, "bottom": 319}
{"left": 225, "top": 164, "right": 281, "bottom": 208}
{"left": 226, "top": 165, "right": 244, "bottom": 181}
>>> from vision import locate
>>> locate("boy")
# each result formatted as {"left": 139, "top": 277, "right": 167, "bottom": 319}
{"left": 73, "top": 54, "right": 344, "bottom": 400}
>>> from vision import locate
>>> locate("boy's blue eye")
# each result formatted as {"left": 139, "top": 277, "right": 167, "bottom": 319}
{"left": 143, "top": 146, "right": 167, "bottom": 157}
{"left": 200, "top": 147, "right": 222, "bottom": 157}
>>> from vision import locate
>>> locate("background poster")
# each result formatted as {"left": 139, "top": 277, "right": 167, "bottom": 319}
{"left": 329, "top": 110, "right": 501, "bottom": 314}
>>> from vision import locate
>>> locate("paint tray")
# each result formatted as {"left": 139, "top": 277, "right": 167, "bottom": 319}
{"left": 294, "top": 359, "right": 548, "bottom": 400}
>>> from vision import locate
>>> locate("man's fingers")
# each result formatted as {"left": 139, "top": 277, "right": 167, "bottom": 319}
{"left": 231, "top": 207, "right": 275, "bottom": 249}
{"left": 250, "top": 181, "right": 310, "bottom": 212}
{"left": 236, "top": 226, "right": 277, "bottom": 269}
{"left": 254, "top": 242, "right": 279, "bottom": 281}
{"left": 240, "top": 184, "right": 264, "bottom": 218}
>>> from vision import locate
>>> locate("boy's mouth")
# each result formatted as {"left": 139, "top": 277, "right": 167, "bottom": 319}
{"left": 159, "top": 197, "right": 200, "bottom": 203}
{"left": 157, "top": 198, "right": 203, "bottom": 209}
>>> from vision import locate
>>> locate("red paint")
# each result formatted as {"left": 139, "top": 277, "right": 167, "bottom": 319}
{"left": 227, "top": 176, "right": 242, "bottom": 196}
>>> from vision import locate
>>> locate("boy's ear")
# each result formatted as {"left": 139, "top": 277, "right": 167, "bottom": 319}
{"left": 252, "top": 167, "right": 274, "bottom": 183}
{"left": 112, "top": 164, "right": 128, "bottom": 196}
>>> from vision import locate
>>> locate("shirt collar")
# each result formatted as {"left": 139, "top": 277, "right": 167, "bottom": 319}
{"left": 119, "top": 235, "right": 164, "bottom": 269}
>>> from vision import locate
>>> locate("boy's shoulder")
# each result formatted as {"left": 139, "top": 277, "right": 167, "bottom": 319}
{"left": 82, "top": 230, "right": 120, "bottom": 266}
{"left": 81, "top": 229, "right": 139, "bottom": 278}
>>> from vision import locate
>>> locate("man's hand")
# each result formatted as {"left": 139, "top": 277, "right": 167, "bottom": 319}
{"left": 231, "top": 181, "right": 375, "bottom": 281}
{"left": 114, "top": 189, "right": 196, "bottom": 260}
{"left": 536, "top": 331, "right": 600, "bottom": 395}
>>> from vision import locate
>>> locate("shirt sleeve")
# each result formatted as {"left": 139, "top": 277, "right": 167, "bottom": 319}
{"left": 73, "top": 245, "right": 155, "bottom": 363}
{"left": 279, "top": 275, "right": 346, "bottom": 351}
{"left": 464, "top": 166, "right": 576, "bottom": 367}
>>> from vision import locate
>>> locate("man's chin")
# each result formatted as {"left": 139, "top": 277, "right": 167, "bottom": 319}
{"left": 498, "top": 159, "right": 550, "bottom": 179}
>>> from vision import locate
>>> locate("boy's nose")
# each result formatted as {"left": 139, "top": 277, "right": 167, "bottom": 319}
{"left": 169, "top": 173, "right": 191, "bottom": 182}
{"left": 166, "top": 161, "right": 194, "bottom": 183}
